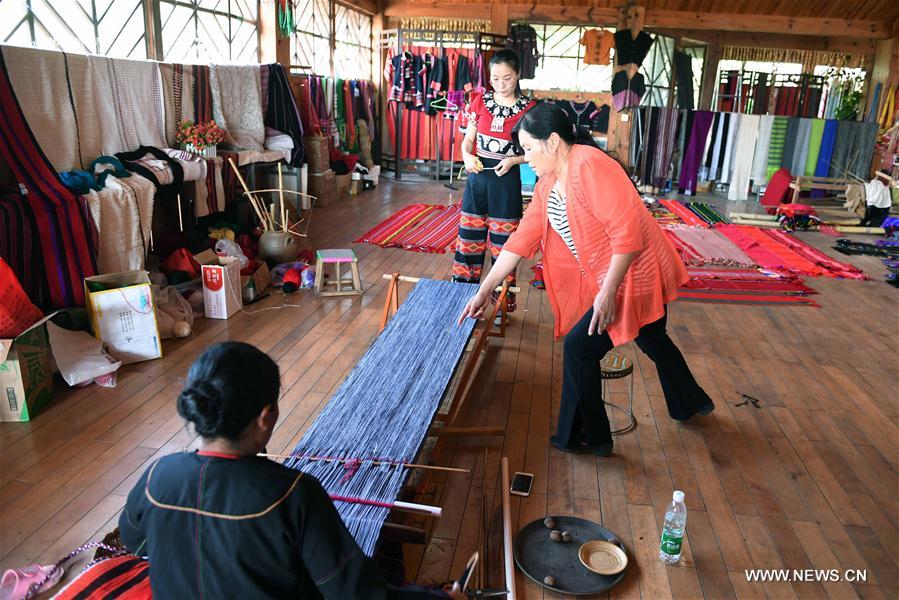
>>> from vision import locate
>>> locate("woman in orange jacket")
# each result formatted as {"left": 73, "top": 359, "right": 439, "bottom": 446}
{"left": 458, "top": 103, "right": 714, "bottom": 456}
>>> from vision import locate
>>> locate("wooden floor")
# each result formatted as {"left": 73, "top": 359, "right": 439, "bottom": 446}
{"left": 1, "top": 177, "right": 897, "bottom": 599}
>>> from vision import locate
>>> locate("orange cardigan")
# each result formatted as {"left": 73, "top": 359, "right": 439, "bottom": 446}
{"left": 503, "top": 145, "right": 687, "bottom": 345}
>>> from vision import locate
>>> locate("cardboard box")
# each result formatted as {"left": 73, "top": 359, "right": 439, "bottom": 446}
{"left": 241, "top": 260, "right": 271, "bottom": 300}
{"left": 195, "top": 250, "right": 242, "bottom": 319}
{"left": 0, "top": 314, "right": 56, "bottom": 421}
{"left": 84, "top": 271, "right": 162, "bottom": 365}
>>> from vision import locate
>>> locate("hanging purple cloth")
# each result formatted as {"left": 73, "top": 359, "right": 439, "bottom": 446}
{"left": 678, "top": 110, "right": 714, "bottom": 195}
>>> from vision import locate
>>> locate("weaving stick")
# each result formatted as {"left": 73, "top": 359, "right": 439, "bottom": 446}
{"left": 227, "top": 157, "right": 270, "bottom": 230}
{"left": 278, "top": 163, "right": 286, "bottom": 232}
{"left": 501, "top": 457, "right": 517, "bottom": 600}
{"left": 257, "top": 452, "right": 469, "bottom": 474}
{"left": 177, "top": 193, "right": 183, "bottom": 232}
{"left": 330, "top": 495, "right": 442, "bottom": 518}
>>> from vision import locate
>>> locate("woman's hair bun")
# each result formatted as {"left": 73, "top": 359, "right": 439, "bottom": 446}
{"left": 177, "top": 381, "right": 223, "bottom": 437}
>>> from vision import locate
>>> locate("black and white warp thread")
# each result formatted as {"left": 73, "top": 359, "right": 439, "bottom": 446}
{"left": 285, "top": 279, "right": 479, "bottom": 555}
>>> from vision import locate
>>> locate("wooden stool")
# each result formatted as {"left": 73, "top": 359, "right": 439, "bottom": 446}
{"left": 314, "top": 249, "right": 363, "bottom": 296}
{"left": 600, "top": 353, "right": 636, "bottom": 434}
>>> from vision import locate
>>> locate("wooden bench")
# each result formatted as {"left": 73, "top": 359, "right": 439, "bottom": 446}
{"left": 789, "top": 175, "right": 851, "bottom": 203}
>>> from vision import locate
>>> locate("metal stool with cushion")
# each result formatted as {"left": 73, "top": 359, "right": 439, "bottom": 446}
{"left": 599, "top": 353, "right": 636, "bottom": 434}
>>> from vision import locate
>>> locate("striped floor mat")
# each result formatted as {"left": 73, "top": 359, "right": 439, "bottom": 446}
{"left": 354, "top": 203, "right": 461, "bottom": 253}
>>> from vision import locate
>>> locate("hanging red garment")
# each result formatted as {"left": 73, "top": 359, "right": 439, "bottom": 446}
{"left": 344, "top": 80, "right": 355, "bottom": 150}
{"left": 0, "top": 51, "right": 96, "bottom": 308}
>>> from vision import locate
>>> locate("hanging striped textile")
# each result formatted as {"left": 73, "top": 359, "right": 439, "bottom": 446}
{"left": 659, "top": 199, "right": 708, "bottom": 228}
{"left": 766, "top": 117, "right": 788, "bottom": 181}
{"left": 0, "top": 51, "right": 97, "bottom": 308}
{"left": 354, "top": 203, "right": 441, "bottom": 246}
{"left": 0, "top": 193, "right": 48, "bottom": 307}
{"left": 193, "top": 64, "right": 213, "bottom": 123}
{"left": 284, "top": 279, "right": 478, "bottom": 555}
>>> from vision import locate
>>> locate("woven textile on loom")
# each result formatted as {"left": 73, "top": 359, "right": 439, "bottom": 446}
{"left": 354, "top": 204, "right": 461, "bottom": 253}
{"left": 663, "top": 225, "right": 756, "bottom": 267}
{"left": 716, "top": 225, "right": 866, "bottom": 279}
{"left": 284, "top": 280, "right": 478, "bottom": 555}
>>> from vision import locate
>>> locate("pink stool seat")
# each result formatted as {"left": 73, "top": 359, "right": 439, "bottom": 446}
{"left": 317, "top": 249, "right": 357, "bottom": 263}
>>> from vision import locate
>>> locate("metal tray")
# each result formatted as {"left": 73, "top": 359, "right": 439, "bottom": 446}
{"left": 513, "top": 516, "right": 628, "bottom": 595}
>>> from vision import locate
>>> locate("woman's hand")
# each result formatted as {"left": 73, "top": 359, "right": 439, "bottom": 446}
{"left": 463, "top": 155, "right": 483, "bottom": 174}
{"left": 494, "top": 157, "right": 517, "bottom": 177}
{"left": 457, "top": 288, "right": 492, "bottom": 324}
{"left": 589, "top": 289, "right": 617, "bottom": 336}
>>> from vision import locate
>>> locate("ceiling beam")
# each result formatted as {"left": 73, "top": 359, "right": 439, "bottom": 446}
{"left": 658, "top": 29, "right": 877, "bottom": 55}
{"left": 385, "top": 3, "right": 891, "bottom": 39}
{"left": 384, "top": 2, "right": 490, "bottom": 20}
{"left": 645, "top": 9, "right": 890, "bottom": 38}
{"left": 337, "top": 0, "right": 378, "bottom": 15}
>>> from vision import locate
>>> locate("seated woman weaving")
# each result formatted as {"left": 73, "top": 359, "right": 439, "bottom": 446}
{"left": 119, "top": 342, "right": 458, "bottom": 600}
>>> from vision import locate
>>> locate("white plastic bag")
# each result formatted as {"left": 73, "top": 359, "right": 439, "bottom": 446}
{"left": 215, "top": 239, "right": 249, "bottom": 269}
{"left": 46, "top": 322, "right": 122, "bottom": 387}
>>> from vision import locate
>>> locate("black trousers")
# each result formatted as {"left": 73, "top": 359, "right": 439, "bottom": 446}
{"left": 556, "top": 306, "right": 712, "bottom": 446}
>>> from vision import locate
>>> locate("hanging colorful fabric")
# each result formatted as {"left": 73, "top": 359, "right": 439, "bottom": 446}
{"left": 277, "top": 0, "right": 294, "bottom": 38}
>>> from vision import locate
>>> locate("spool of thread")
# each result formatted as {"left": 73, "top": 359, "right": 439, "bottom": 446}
{"left": 282, "top": 268, "right": 302, "bottom": 293}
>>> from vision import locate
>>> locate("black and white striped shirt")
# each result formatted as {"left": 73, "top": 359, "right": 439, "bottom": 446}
{"left": 547, "top": 184, "right": 578, "bottom": 259}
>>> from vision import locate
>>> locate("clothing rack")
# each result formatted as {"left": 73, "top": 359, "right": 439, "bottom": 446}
{"left": 379, "top": 28, "right": 507, "bottom": 180}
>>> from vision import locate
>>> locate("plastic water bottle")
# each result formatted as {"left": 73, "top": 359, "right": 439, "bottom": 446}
{"left": 659, "top": 490, "right": 687, "bottom": 564}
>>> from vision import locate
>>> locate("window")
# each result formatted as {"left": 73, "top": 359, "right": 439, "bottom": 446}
{"left": 682, "top": 46, "right": 705, "bottom": 109}
{"left": 334, "top": 3, "right": 371, "bottom": 80}
{"left": 159, "top": 0, "right": 259, "bottom": 64}
{"left": 640, "top": 34, "right": 674, "bottom": 106}
{"left": 291, "top": 0, "right": 331, "bottom": 75}
{"left": 522, "top": 24, "right": 614, "bottom": 93}
{"left": 0, "top": 0, "right": 148, "bottom": 59}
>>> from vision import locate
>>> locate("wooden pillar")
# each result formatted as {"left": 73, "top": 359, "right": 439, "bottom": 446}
{"left": 258, "top": 0, "right": 290, "bottom": 66}
{"left": 699, "top": 33, "right": 722, "bottom": 111}
{"left": 490, "top": 4, "right": 509, "bottom": 36}
{"left": 143, "top": 0, "right": 163, "bottom": 61}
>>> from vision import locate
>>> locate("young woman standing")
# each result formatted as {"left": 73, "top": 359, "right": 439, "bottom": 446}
{"left": 452, "top": 49, "right": 535, "bottom": 315}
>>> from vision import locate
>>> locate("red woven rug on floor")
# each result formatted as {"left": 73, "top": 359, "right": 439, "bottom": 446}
{"left": 715, "top": 224, "right": 866, "bottom": 279}
{"left": 354, "top": 203, "right": 461, "bottom": 253}
{"left": 677, "top": 267, "right": 820, "bottom": 307}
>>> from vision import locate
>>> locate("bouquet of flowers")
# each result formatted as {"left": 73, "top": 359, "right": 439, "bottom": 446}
{"left": 176, "top": 120, "right": 227, "bottom": 151}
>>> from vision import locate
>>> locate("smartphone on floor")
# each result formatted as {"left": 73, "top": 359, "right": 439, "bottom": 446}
{"left": 510, "top": 472, "right": 534, "bottom": 497}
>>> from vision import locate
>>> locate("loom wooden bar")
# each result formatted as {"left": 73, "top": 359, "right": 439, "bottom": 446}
{"left": 380, "top": 273, "right": 521, "bottom": 294}
{"left": 428, "top": 426, "right": 505, "bottom": 437}
{"left": 501, "top": 457, "right": 516, "bottom": 600}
